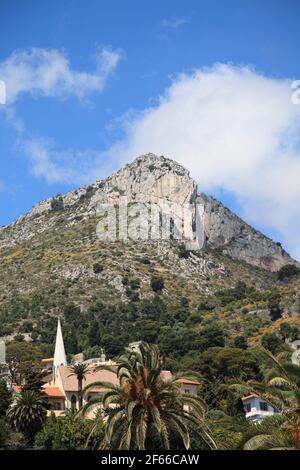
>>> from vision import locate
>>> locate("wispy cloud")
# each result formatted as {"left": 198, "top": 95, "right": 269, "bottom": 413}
{"left": 0, "top": 45, "right": 122, "bottom": 187}
{"left": 94, "top": 65, "right": 300, "bottom": 259}
{"left": 21, "top": 138, "right": 106, "bottom": 185}
{"left": 160, "top": 18, "right": 190, "bottom": 29}
{"left": 0, "top": 46, "right": 122, "bottom": 104}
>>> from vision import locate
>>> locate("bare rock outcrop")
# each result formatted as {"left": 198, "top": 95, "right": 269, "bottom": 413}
{"left": 0, "top": 153, "right": 297, "bottom": 272}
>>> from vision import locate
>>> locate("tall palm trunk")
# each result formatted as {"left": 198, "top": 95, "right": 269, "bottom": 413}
{"left": 78, "top": 378, "right": 83, "bottom": 409}
{"left": 68, "top": 363, "right": 91, "bottom": 411}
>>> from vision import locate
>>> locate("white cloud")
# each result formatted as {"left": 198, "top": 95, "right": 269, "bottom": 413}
{"left": 0, "top": 46, "right": 122, "bottom": 104}
{"left": 22, "top": 139, "right": 106, "bottom": 185}
{"left": 100, "top": 64, "right": 300, "bottom": 259}
{"left": 160, "top": 18, "right": 190, "bottom": 29}
{"left": 20, "top": 64, "right": 300, "bottom": 259}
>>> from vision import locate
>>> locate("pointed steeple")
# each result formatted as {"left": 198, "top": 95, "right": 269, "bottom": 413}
{"left": 53, "top": 318, "right": 67, "bottom": 380}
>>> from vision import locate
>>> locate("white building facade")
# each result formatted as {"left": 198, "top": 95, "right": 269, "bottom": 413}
{"left": 242, "top": 394, "right": 277, "bottom": 422}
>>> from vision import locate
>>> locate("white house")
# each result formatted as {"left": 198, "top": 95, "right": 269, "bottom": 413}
{"left": 242, "top": 393, "right": 278, "bottom": 422}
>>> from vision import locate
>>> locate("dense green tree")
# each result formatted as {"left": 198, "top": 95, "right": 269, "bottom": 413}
{"left": 199, "top": 347, "right": 260, "bottom": 382}
{"left": 226, "top": 391, "right": 246, "bottom": 419}
{"left": 267, "top": 288, "right": 282, "bottom": 321}
{"left": 8, "top": 390, "right": 48, "bottom": 443}
{"left": 135, "top": 319, "right": 161, "bottom": 343}
{"left": 200, "top": 324, "right": 226, "bottom": 350}
{"left": 88, "top": 320, "right": 101, "bottom": 347}
{"left": 65, "top": 327, "right": 78, "bottom": 355}
{"left": 35, "top": 411, "right": 104, "bottom": 450}
{"left": 23, "top": 368, "right": 45, "bottom": 394}
{"left": 22, "top": 368, "right": 50, "bottom": 414}
{"left": 50, "top": 195, "right": 64, "bottom": 211}
{"left": 6, "top": 342, "right": 42, "bottom": 385}
{"left": 277, "top": 264, "right": 300, "bottom": 281}
{"left": 93, "top": 263, "right": 104, "bottom": 274}
{"left": 215, "top": 281, "right": 250, "bottom": 306}
{"left": 261, "top": 332, "right": 283, "bottom": 355}
{"left": 0, "top": 380, "right": 12, "bottom": 417}
{"left": 233, "top": 335, "right": 248, "bottom": 350}
{"left": 64, "top": 303, "right": 81, "bottom": 327}
{"left": 279, "top": 323, "right": 299, "bottom": 342}
{"left": 101, "top": 334, "right": 123, "bottom": 358}
{"left": 83, "top": 345, "right": 103, "bottom": 361}
{"left": 139, "top": 296, "right": 166, "bottom": 321}
{"left": 178, "top": 243, "right": 190, "bottom": 259}
{"left": 150, "top": 276, "right": 165, "bottom": 292}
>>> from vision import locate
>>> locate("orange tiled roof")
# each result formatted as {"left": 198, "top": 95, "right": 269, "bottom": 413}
{"left": 58, "top": 365, "right": 119, "bottom": 392}
{"left": 242, "top": 393, "right": 258, "bottom": 401}
{"left": 12, "top": 384, "right": 64, "bottom": 398}
{"left": 57, "top": 365, "right": 173, "bottom": 392}
{"left": 176, "top": 378, "right": 200, "bottom": 385}
{"left": 42, "top": 386, "right": 64, "bottom": 398}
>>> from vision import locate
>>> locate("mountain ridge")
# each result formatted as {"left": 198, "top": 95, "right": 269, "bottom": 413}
{"left": 0, "top": 153, "right": 297, "bottom": 272}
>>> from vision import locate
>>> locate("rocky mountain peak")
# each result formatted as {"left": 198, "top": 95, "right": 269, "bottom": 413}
{"left": 92, "top": 153, "right": 196, "bottom": 207}
{"left": 0, "top": 153, "right": 298, "bottom": 272}
{"left": 125, "top": 153, "right": 190, "bottom": 177}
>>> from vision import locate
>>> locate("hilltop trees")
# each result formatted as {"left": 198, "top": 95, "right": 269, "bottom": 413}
{"left": 6, "top": 341, "right": 43, "bottom": 385}
{"left": 277, "top": 264, "right": 300, "bottom": 282}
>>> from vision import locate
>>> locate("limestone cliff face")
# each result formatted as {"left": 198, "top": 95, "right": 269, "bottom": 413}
{"left": 197, "top": 193, "right": 295, "bottom": 271}
{"left": 0, "top": 153, "right": 297, "bottom": 271}
{"left": 89, "top": 153, "right": 198, "bottom": 244}
{"left": 93, "top": 153, "right": 197, "bottom": 206}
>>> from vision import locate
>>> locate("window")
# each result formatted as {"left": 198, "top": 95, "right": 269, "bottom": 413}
{"left": 245, "top": 403, "right": 251, "bottom": 413}
{"left": 184, "top": 389, "right": 190, "bottom": 394}
{"left": 71, "top": 394, "right": 77, "bottom": 410}
{"left": 259, "top": 401, "right": 268, "bottom": 411}
{"left": 52, "top": 402, "right": 62, "bottom": 410}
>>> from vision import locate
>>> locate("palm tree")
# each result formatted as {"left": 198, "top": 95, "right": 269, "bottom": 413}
{"left": 231, "top": 347, "right": 300, "bottom": 445}
{"left": 237, "top": 415, "right": 300, "bottom": 450}
{"left": 68, "top": 363, "right": 91, "bottom": 409}
{"left": 80, "top": 342, "right": 216, "bottom": 450}
{"left": 8, "top": 389, "right": 48, "bottom": 442}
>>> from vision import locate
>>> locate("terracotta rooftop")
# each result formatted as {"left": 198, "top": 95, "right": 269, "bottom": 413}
{"left": 58, "top": 365, "right": 119, "bottom": 392}
{"left": 42, "top": 386, "right": 64, "bottom": 398}
{"left": 58, "top": 366, "right": 173, "bottom": 392}
{"left": 175, "top": 378, "right": 201, "bottom": 385}
{"left": 12, "top": 384, "right": 64, "bottom": 398}
{"left": 242, "top": 393, "right": 259, "bottom": 401}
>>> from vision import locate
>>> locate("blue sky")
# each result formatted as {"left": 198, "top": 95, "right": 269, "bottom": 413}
{"left": 1, "top": 0, "right": 300, "bottom": 258}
